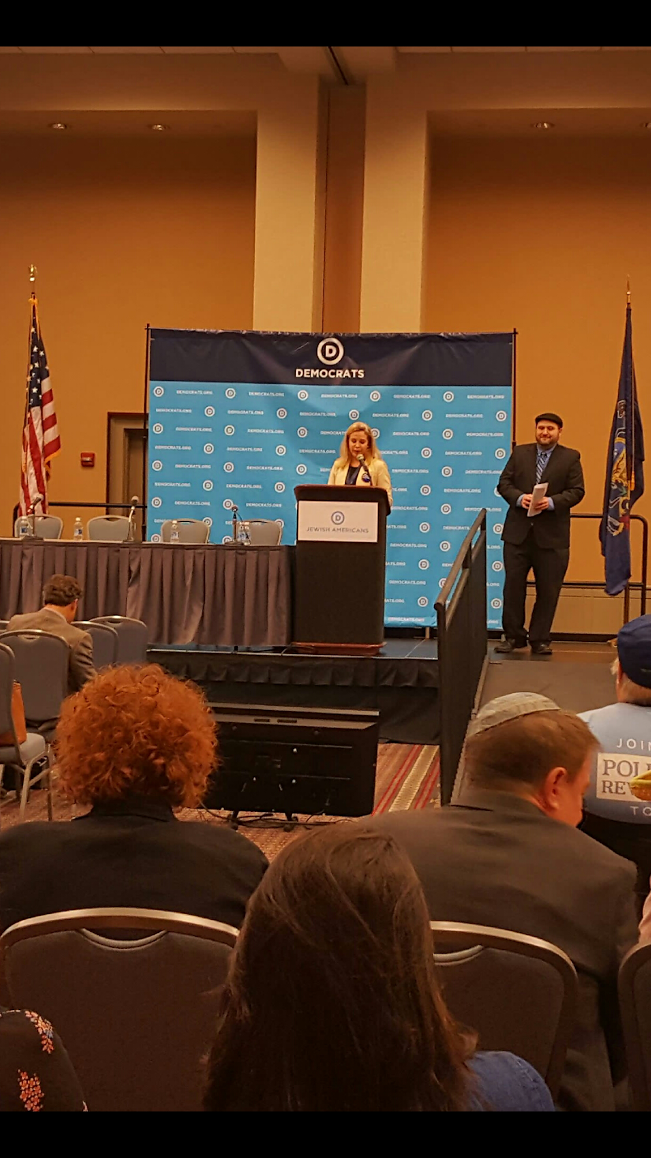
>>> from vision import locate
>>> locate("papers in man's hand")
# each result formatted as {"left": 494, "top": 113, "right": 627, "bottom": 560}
{"left": 527, "top": 482, "right": 548, "bottom": 517}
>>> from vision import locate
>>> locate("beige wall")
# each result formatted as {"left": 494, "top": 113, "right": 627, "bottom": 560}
{"left": 0, "top": 134, "right": 256, "bottom": 535}
{"left": 425, "top": 135, "right": 651, "bottom": 599}
{"left": 2, "top": 55, "right": 651, "bottom": 632}
{"left": 322, "top": 86, "right": 365, "bottom": 333}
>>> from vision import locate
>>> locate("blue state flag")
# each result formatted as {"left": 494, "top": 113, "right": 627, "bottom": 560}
{"left": 600, "top": 304, "right": 645, "bottom": 595}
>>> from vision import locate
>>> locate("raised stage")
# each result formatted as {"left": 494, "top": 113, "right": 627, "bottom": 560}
{"left": 149, "top": 638, "right": 440, "bottom": 745}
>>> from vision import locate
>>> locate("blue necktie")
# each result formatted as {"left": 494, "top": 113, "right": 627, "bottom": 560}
{"left": 536, "top": 451, "right": 547, "bottom": 484}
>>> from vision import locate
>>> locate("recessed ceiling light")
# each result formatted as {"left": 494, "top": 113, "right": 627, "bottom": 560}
{"left": 148, "top": 123, "right": 170, "bottom": 132}
{"left": 532, "top": 121, "right": 555, "bottom": 130}
{"left": 48, "top": 122, "right": 69, "bottom": 130}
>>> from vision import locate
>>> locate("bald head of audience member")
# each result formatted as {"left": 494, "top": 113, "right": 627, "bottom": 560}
{"left": 462, "top": 692, "right": 598, "bottom": 827}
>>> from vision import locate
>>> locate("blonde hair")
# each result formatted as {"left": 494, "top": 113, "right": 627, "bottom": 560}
{"left": 336, "top": 422, "right": 382, "bottom": 468}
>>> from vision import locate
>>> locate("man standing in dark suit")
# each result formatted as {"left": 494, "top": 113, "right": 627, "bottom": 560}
{"left": 496, "top": 413, "right": 585, "bottom": 655}
{"left": 366, "top": 693, "right": 638, "bottom": 1112}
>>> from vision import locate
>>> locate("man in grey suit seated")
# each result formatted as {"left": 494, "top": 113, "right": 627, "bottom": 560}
{"left": 367, "top": 693, "right": 638, "bottom": 1112}
{"left": 8, "top": 574, "right": 96, "bottom": 697}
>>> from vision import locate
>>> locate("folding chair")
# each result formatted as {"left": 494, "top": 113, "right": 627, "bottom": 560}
{"left": 0, "top": 908, "right": 238, "bottom": 1111}
{"left": 13, "top": 515, "right": 63, "bottom": 539}
{"left": 89, "top": 616, "right": 148, "bottom": 664}
{"left": 86, "top": 516, "right": 130, "bottom": 542}
{"left": 431, "top": 920, "right": 578, "bottom": 1100}
{"left": 161, "top": 519, "right": 210, "bottom": 544}
{"left": 0, "top": 643, "right": 48, "bottom": 825}
{"left": 618, "top": 940, "right": 651, "bottom": 1110}
{"left": 0, "top": 630, "right": 69, "bottom": 820}
{"left": 72, "top": 622, "right": 118, "bottom": 670}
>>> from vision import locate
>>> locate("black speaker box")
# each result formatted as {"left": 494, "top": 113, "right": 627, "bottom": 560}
{"left": 205, "top": 702, "right": 379, "bottom": 817}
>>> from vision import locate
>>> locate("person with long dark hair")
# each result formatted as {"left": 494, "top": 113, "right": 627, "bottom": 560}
{"left": 203, "top": 825, "right": 553, "bottom": 1112}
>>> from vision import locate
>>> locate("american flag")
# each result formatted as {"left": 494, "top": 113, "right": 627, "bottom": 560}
{"left": 19, "top": 296, "right": 60, "bottom": 515}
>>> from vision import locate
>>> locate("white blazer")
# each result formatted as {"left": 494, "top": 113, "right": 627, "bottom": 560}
{"left": 327, "top": 457, "right": 393, "bottom": 509}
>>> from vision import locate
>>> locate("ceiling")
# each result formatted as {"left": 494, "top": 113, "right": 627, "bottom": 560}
{"left": 428, "top": 107, "right": 651, "bottom": 137}
{"left": 3, "top": 46, "right": 650, "bottom": 54}
{"left": 0, "top": 109, "right": 257, "bottom": 137}
{"left": 2, "top": 48, "right": 651, "bottom": 137}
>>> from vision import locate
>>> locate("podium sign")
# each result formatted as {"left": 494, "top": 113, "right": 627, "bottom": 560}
{"left": 297, "top": 500, "right": 378, "bottom": 544}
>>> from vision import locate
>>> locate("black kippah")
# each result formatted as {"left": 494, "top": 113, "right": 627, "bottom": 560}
{"left": 535, "top": 412, "right": 563, "bottom": 427}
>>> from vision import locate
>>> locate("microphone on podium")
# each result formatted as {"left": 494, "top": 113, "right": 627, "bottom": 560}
{"left": 357, "top": 454, "right": 372, "bottom": 484}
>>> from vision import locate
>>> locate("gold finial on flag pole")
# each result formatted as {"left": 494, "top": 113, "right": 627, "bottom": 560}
{"left": 627, "top": 277, "right": 631, "bottom": 307}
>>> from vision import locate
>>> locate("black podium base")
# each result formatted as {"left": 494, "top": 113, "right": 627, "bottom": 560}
{"left": 293, "top": 485, "right": 389, "bottom": 649}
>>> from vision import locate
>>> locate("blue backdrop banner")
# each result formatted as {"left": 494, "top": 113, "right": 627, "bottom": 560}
{"left": 147, "top": 329, "right": 514, "bottom": 628}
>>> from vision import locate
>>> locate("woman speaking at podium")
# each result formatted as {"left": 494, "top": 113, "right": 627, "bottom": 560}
{"left": 327, "top": 422, "right": 393, "bottom": 509}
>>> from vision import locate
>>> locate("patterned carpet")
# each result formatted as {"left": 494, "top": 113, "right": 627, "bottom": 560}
{"left": 0, "top": 743, "right": 440, "bottom": 862}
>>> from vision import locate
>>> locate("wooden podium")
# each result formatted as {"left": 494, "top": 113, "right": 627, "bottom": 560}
{"left": 293, "top": 484, "right": 390, "bottom": 653}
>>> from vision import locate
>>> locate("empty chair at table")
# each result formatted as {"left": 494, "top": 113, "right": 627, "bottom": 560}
{"left": 237, "top": 519, "right": 282, "bottom": 547}
{"left": 87, "top": 516, "right": 131, "bottom": 542}
{"left": 161, "top": 519, "right": 210, "bottom": 544}
{"left": 13, "top": 515, "right": 63, "bottom": 540}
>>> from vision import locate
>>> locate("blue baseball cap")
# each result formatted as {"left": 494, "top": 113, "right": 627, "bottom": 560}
{"left": 617, "top": 615, "right": 651, "bottom": 689}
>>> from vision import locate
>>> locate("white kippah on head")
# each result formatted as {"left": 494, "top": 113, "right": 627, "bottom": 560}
{"left": 467, "top": 692, "right": 561, "bottom": 738}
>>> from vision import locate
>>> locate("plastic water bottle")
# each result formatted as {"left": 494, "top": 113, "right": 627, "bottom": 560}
{"left": 73, "top": 518, "right": 83, "bottom": 541}
{"left": 170, "top": 520, "right": 180, "bottom": 543}
{"left": 17, "top": 515, "right": 30, "bottom": 539}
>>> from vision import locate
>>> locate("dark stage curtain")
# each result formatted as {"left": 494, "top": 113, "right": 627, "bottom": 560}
{"left": 0, "top": 540, "right": 293, "bottom": 647}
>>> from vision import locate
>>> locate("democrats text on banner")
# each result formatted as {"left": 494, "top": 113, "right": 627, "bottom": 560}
{"left": 147, "top": 330, "right": 514, "bottom": 628}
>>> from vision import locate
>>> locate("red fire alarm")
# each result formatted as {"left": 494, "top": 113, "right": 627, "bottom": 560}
{"left": 80, "top": 452, "right": 95, "bottom": 468}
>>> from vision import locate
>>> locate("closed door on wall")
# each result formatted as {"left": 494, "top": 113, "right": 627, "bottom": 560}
{"left": 107, "top": 413, "right": 146, "bottom": 539}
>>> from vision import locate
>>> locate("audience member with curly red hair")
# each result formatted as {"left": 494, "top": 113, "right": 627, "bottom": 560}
{"left": 0, "top": 665, "right": 267, "bottom": 931}
{"left": 55, "top": 663, "right": 217, "bottom": 808}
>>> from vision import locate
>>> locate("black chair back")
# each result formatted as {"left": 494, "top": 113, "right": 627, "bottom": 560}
{"left": 0, "top": 631, "right": 69, "bottom": 723}
{"left": 0, "top": 643, "right": 19, "bottom": 754}
{"left": 618, "top": 940, "right": 651, "bottom": 1110}
{"left": 89, "top": 616, "right": 148, "bottom": 663}
{"left": 431, "top": 920, "right": 578, "bottom": 1100}
{"left": 0, "top": 908, "right": 237, "bottom": 1112}
{"left": 72, "top": 622, "right": 118, "bottom": 670}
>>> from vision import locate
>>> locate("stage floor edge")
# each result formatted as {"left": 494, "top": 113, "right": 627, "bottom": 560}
{"left": 148, "top": 639, "right": 439, "bottom": 746}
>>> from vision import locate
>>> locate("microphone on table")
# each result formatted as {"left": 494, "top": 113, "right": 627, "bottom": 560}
{"left": 127, "top": 495, "right": 139, "bottom": 542}
{"left": 29, "top": 494, "right": 44, "bottom": 536}
{"left": 357, "top": 454, "right": 372, "bottom": 484}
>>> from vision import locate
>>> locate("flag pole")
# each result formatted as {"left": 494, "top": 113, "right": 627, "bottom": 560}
{"left": 20, "top": 267, "right": 38, "bottom": 519}
{"left": 627, "top": 276, "right": 631, "bottom": 307}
